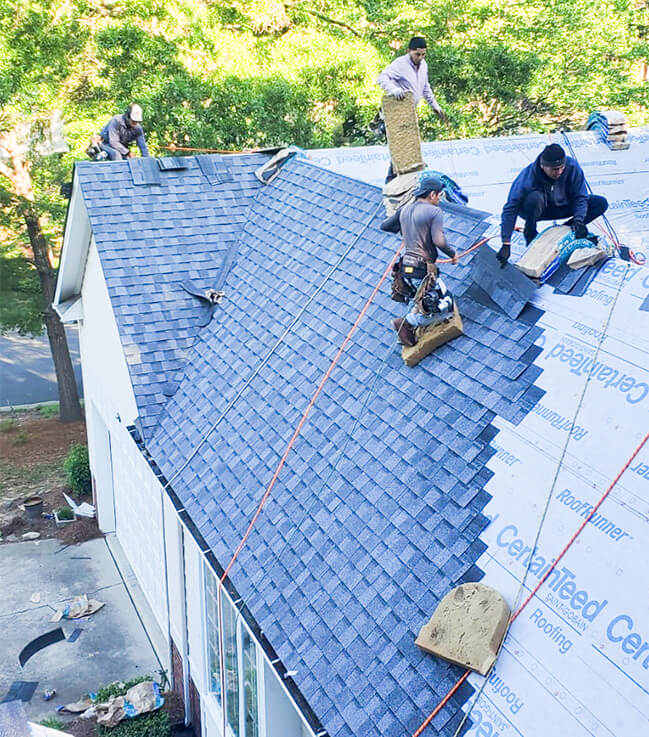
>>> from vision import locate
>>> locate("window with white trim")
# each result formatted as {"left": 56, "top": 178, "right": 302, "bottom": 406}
{"left": 204, "top": 564, "right": 260, "bottom": 737}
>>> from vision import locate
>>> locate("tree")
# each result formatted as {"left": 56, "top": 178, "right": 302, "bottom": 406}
{"left": 0, "top": 0, "right": 646, "bottom": 425}
{"left": 0, "top": 123, "right": 82, "bottom": 421}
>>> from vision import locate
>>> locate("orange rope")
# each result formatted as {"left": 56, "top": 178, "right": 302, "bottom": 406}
{"left": 213, "top": 232, "right": 492, "bottom": 737}
{"left": 160, "top": 143, "right": 249, "bottom": 154}
{"left": 411, "top": 429, "right": 649, "bottom": 736}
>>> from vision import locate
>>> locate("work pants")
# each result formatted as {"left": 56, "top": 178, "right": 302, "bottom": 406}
{"left": 520, "top": 192, "right": 608, "bottom": 244}
{"left": 99, "top": 144, "right": 125, "bottom": 161}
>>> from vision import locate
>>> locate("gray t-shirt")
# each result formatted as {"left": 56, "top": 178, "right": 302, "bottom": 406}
{"left": 399, "top": 200, "right": 454, "bottom": 263}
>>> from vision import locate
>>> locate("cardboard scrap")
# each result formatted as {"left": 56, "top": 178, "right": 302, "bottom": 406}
{"left": 567, "top": 245, "right": 607, "bottom": 269}
{"left": 95, "top": 681, "right": 163, "bottom": 728}
{"left": 62, "top": 696, "right": 94, "bottom": 714}
{"left": 63, "top": 493, "right": 95, "bottom": 519}
{"left": 51, "top": 594, "right": 104, "bottom": 621}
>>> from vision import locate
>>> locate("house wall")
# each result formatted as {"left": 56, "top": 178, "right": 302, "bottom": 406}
{"left": 77, "top": 240, "right": 315, "bottom": 737}
{"left": 79, "top": 241, "right": 169, "bottom": 637}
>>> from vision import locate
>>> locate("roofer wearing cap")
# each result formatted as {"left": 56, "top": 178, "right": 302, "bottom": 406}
{"left": 98, "top": 104, "right": 149, "bottom": 161}
{"left": 382, "top": 174, "right": 458, "bottom": 347}
{"left": 497, "top": 143, "right": 608, "bottom": 265}
{"left": 377, "top": 37, "right": 447, "bottom": 183}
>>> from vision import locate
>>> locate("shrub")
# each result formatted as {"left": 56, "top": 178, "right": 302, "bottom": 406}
{"left": 97, "top": 710, "right": 170, "bottom": 737}
{"left": 56, "top": 505, "right": 74, "bottom": 520}
{"left": 63, "top": 443, "right": 91, "bottom": 496}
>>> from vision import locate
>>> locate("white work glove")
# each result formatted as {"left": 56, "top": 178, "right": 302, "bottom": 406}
{"left": 392, "top": 89, "right": 406, "bottom": 100}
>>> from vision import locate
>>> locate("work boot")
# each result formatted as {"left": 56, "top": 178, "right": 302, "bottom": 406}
{"left": 392, "top": 317, "right": 417, "bottom": 347}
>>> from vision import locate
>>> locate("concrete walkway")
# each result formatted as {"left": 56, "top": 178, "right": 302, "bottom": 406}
{"left": 0, "top": 537, "right": 163, "bottom": 722}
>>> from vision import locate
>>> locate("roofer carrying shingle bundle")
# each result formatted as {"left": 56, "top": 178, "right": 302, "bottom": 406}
{"left": 497, "top": 143, "right": 608, "bottom": 265}
{"left": 88, "top": 104, "right": 150, "bottom": 162}
{"left": 382, "top": 174, "right": 458, "bottom": 347}
{"left": 377, "top": 36, "right": 447, "bottom": 183}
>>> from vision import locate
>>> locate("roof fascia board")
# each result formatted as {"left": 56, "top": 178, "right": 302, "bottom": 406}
{"left": 54, "top": 167, "right": 91, "bottom": 307}
{"left": 54, "top": 295, "right": 83, "bottom": 323}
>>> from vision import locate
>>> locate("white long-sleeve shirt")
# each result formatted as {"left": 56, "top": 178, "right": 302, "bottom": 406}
{"left": 377, "top": 54, "right": 441, "bottom": 112}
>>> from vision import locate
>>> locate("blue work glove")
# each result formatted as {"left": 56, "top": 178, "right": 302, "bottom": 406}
{"left": 572, "top": 220, "right": 588, "bottom": 240}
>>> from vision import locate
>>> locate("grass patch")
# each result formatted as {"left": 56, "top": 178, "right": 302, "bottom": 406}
{"left": 37, "top": 403, "right": 60, "bottom": 418}
{"left": 39, "top": 718, "right": 65, "bottom": 730}
{"left": 0, "top": 459, "right": 64, "bottom": 497}
{"left": 0, "top": 418, "right": 17, "bottom": 433}
{"left": 10, "top": 429, "right": 28, "bottom": 445}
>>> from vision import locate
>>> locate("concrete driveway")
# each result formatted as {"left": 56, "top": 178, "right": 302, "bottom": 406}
{"left": 0, "top": 537, "right": 163, "bottom": 722}
{"left": 0, "top": 329, "right": 82, "bottom": 407}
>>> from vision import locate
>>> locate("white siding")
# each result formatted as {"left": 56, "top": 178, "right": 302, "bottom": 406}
{"left": 79, "top": 241, "right": 167, "bottom": 635}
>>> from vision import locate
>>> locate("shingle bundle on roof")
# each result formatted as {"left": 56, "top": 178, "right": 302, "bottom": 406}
{"left": 587, "top": 110, "right": 629, "bottom": 150}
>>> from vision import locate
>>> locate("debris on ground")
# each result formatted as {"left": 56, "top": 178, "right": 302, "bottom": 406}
{"left": 62, "top": 494, "right": 95, "bottom": 519}
{"left": 95, "top": 681, "right": 164, "bottom": 728}
{"left": 50, "top": 595, "right": 104, "bottom": 622}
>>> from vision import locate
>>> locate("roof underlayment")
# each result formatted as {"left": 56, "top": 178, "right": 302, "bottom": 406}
{"left": 309, "top": 130, "right": 649, "bottom": 736}
{"left": 67, "top": 126, "right": 649, "bottom": 737}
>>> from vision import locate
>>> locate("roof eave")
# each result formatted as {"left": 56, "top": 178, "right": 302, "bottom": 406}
{"left": 54, "top": 166, "right": 91, "bottom": 308}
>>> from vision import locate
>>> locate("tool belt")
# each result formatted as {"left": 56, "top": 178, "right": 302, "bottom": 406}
{"left": 391, "top": 257, "right": 437, "bottom": 303}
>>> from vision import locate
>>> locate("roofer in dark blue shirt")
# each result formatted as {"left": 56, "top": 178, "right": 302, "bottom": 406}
{"left": 497, "top": 143, "right": 608, "bottom": 265}
{"left": 98, "top": 103, "right": 149, "bottom": 161}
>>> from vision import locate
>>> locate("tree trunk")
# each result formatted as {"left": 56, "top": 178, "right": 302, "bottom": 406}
{"left": 23, "top": 205, "right": 83, "bottom": 422}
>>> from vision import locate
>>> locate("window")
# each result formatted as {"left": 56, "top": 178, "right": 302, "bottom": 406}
{"left": 204, "top": 564, "right": 259, "bottom": 737}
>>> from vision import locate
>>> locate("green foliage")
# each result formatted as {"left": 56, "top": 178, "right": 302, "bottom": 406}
{"left": 11, "top": 429, "right": 28, "bottom": 445}
{"left": 94, "top": 676, "right": 153, "bottom": 704}
{"left": 56, "top": 505, "right": 74, "bottom": 520}
{"left": 39, "top": 718, "right": 65, "bottom": 730}
{"left": 0, "top": 0, "right": 647, "bottom": 329}
{"left": 97, "top": 710, "right": 170, "bottom": 737}
{"left": 63, "top": 443, "right": 91, "bottom": 496}
{"left": 38, "top": 403, "right": 60, "bottom": 418}
{"left": 0, "top": 418, "right": 17, "bottom": 433}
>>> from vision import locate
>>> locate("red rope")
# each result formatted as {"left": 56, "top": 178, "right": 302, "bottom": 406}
{"left": 411, "top": 429, "right": 649, "bottom": 736}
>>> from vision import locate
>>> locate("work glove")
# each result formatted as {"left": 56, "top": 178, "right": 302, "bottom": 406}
{"left": 497, "top": 242, "right": 511, "bottom": 268}
{"left": 392, "top": 89, "right": 406, "bottom": 100}
{"left": 572, "top": 220, "right": 588, "bottom": 240}
{"left": 433, "top": 104, "right": 448, "bottom": 122}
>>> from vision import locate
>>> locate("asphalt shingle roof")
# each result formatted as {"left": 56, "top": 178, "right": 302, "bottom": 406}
{"left": 126, "top": 159, "right": 547, "bottom": 736}
{"left": 75, "top": 153, "right": 268, "bottom": 440}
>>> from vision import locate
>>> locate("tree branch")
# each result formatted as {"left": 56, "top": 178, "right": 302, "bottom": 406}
{"left": 301, "top": 8, "right": 361, "bottom": 37}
